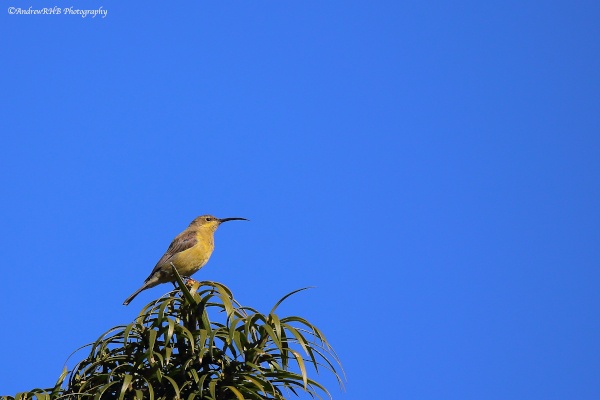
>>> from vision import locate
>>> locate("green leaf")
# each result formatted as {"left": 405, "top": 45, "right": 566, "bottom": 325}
{"left": 285, "top": 324, "right": 317, "bottom": 371}
{"left": 208, "top": 380, "right": 217, "bottom": 400}
{"left": 95, "top": 381, "right": 119, "bottom": 400}
{"left": 269, "top": 287, "right": 313, "bottom": 315}
{"left": 225, "top": 386, "right": 245, "bottom": 400}
{"left": 262, "top": 323, "right": 282, "bottom": 352}
{"left": 118, "top": 374, "right": 132, "bottom": 400}
{"left": 214, "top": 283, "right": 235, "bottom": 317}
{"left": 163, "top": 375, "right": 181, "bottom": 399}
{"left": 289, "top": 349, "right": 308, "bottom": 389}
{"left": 171, "top": 263, "right": 197, "bottom": 305}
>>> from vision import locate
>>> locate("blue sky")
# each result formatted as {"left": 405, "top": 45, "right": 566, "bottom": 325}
{"left": 1, "top": 1, "right": 599, "bottom": 398}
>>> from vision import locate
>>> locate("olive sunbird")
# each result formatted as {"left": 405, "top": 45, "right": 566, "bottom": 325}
{"left": 123, "top": 215, "right": 247, "bottom": 305}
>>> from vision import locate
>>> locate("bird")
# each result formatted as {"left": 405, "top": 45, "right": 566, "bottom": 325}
{"left": 123, "top": 215, "right": 248, "bottom": 305}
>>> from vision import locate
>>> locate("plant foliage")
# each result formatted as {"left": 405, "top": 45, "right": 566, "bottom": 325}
{"left": 2, "top": 270, "right": 343, "bottom": 400}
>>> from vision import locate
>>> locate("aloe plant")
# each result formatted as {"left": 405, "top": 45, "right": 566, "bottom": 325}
{"left": 3, "top": 269, "right": 343, "bottom": 400}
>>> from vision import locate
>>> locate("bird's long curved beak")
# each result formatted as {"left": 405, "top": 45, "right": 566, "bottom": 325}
{"left": 219, "top": 217, "right": 249, "bottom": 223}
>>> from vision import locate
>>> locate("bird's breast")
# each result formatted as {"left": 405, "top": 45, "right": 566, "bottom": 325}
{"left": 171, "top": 241, "right": 214, "bottom": 276}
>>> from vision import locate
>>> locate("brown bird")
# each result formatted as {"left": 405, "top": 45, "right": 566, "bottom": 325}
{"left": 123, "top": 215, "right": 248, "bottom": 305}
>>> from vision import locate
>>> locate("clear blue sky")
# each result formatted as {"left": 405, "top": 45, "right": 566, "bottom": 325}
{"left": 1, "top": 1, "right": 599, "bottom": 398}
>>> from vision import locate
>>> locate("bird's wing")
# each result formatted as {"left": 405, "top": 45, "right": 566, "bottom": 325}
{"left": 145, "top": 230, "right": 198, "bottom": 279}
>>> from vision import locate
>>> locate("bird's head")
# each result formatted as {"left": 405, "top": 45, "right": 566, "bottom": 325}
{"left": 191, "top": 215, "right": 249, "bottom": 232}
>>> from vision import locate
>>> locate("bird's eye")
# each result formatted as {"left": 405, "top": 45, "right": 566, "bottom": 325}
{"left": 205, "top": 217, "right": 212, "bottom": 221}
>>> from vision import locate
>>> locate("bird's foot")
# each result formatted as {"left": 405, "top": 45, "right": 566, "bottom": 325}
{"left": 184, "top": 277, "right": 199, "bottom": 287}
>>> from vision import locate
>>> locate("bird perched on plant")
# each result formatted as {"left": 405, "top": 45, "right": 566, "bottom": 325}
{"left": 123, "top": 215, "right": 248, "bottom": 305}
